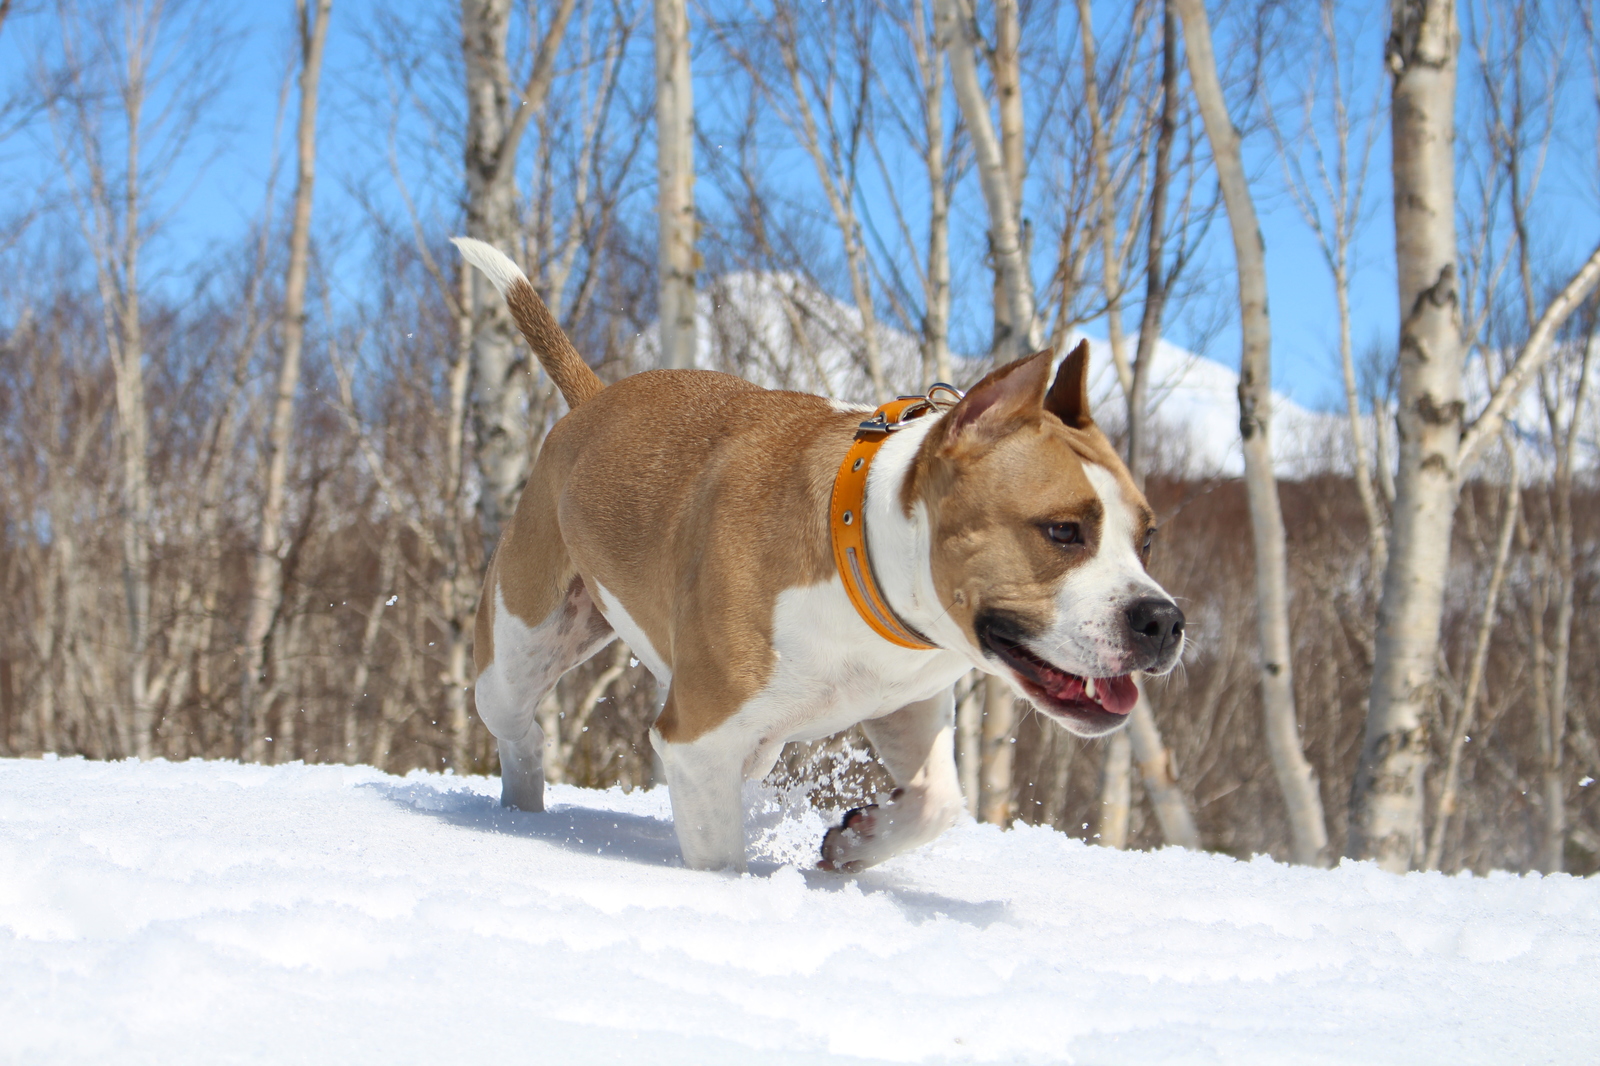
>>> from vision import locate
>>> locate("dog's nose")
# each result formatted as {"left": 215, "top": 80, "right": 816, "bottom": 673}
{"left": 1125, "top": 598, "right": 1184, "bottom": 662}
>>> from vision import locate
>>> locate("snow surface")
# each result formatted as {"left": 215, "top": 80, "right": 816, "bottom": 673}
{"left": 3, "top": 757, "right": 1596, "bottom": 1065}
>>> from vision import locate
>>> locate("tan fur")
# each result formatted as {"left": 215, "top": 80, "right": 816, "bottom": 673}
{"left": 481, "top": 370, "right": 860, "bottom": 743}
{"left": 478, "top": 349, "right": 1159, "bottom": 747}
{"left": 504, "top": 278, "right": 604, "bottom": 409}
{"left": 905, "top": 352, "right": 1156, "bottom": 648}
{"left": 459, "top": 242, "right": 1176, "bottom": 869}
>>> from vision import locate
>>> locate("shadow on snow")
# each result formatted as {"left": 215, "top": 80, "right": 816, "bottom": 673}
{"left": 365, "top": 776, "right": 1012, "bottom": 929}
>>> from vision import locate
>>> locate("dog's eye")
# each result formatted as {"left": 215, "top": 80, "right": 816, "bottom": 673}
{"left": 1141, "top": 529, "right": 1155, "bottom": 560}
{"left": 1046, "top": 522, "right": 1082, "bottom": 546}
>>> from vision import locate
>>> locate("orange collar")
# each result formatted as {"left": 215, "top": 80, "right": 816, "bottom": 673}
{"left": 828, "top": 386, "right": 961, "bottom": 651}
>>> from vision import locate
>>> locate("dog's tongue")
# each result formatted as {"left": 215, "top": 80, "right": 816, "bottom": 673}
{"left": 1093, "top": 674, "right": 1139, "bottom": 715}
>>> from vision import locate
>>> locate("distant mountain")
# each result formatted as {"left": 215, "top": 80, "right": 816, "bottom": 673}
{"left": 634, "top": 271, "right": 1593, "bottom": 481}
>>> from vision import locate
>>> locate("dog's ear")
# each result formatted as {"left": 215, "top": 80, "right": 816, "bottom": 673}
{"left": 1043, "top": 339, "right": 1093, "bottom": 429}
{"left": 940, "top": 349, "right": 1053, "bottom": 447}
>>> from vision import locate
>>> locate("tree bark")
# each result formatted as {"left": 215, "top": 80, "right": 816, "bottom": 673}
{"left": 955, "top": 674, "right": 982, "bottom": 817}
{"left": 1174, "top": 0, "right": 1329, "bottom": 866}
{"left": 1425, "top": 436, "right": 1517, "bottom": 871}
{"left": 240, "top": 0, "right": 332, "bottom": 762}
{"left": 909, "top": 1, "right": 952, "bottom": 387}
{"left": 935, "top": 0, "right": 1036, "bottom": 362}
{"left": 655, "top": 0, "right": 696, "bottom": 370}
{"left": 1126, "top": 679, "right": 1200, "bottom": 849}
{"left": 1534, "top": 332, "right": 1590, "bottom": 871}
{"left": 1097, "top": 729, "right": 1131, "bottom": 847}
{"left": 1127, "top": 0, "right": 1178, "bottom": 484}
{"left": 1075, "top": 0, "right": 1131, "bottom": 398}
{"left": 443, "top": 265, "right": 478, "bottom": 771}
{"left": 463, "top": 0, "right": 576, "bottom": 551}
{"left": 977, "top": 674, "right": 1014, "bottom": 825}
{"left": 1348, "top": 0, "right": 1463, "bottom": 871}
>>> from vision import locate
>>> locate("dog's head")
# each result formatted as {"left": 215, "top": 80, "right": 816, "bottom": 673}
{"left": 911, "top": 342, "right": 1184, "bottom": 737}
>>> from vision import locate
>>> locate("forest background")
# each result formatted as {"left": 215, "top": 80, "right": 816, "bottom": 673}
{"left": 1, "top": 0, "right": 1597, "bottom": 876}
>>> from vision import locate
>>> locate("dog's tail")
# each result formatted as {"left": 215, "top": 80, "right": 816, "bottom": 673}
{"left": 452, "top": 237, "right": 605, "bottom": 409}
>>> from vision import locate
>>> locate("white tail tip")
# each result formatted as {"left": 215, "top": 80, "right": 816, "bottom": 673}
{"left": 451, "top": 237, "right": 527, "bottom": 297}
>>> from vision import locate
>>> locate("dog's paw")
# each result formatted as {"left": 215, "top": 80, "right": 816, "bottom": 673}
{"left": 818, "top": 802, "right": 883, "bottom": 873}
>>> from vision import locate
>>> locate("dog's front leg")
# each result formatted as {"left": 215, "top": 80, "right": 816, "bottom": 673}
{"left": 820, "top": 689, "right": 965, "bottom": 872}
{"left": 651, "top": 713, "right": 749, "bottom": 873}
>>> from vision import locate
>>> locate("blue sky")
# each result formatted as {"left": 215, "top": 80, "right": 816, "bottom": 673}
{"left": 3, "top": 0, "right": 1597, "bottom": 412}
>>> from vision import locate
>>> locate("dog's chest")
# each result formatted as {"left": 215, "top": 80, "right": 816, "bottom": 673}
{"left": 750, "top": 579, "right": 968, "bottom": 743}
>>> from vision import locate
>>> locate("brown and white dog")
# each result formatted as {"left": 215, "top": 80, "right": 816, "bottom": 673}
{"left": 455, "top": 238, "right": 1184, "bottom": 873}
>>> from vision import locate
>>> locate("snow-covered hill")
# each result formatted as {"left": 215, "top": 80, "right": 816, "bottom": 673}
{"left": 634, "top": 273, "right": 1600, "bottom": 482}
{"left": 637, "top": 274, "right": 1347, "bottom": 478}
{"left": 3, "top": 757, "right": 1594, "bottom": 1064}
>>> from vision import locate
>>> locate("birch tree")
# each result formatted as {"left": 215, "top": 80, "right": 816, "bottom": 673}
{"left": 46, "top": 0, "right": 226, "bottom": 760}
{"left": 239, "top": 0, "right": 332, "bottom": 763}
{"left": 656, "top": 0, "right": 695, "bottom": 370}
{"left": 1425, "top": 434, "right": 1517, "bottom": 871}
{"left": 1350, "top": 0, "right": 1600, "bottom": 870}
{"left": 462, "top": 0, "right": 576, "bottom": 549}
{"left": 1172, "top": 0, "right": 1330, "bottom": 866}
{"left": 902, "top": 0, "right": 953, "bottom": 387}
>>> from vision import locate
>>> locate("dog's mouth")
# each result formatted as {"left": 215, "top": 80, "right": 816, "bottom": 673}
{"left": 979, "top": 621, "right": 1137, "bottom": 735}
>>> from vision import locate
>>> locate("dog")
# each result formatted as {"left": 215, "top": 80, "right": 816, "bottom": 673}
{"left": 454, "top": 238, "right": 1185, "bottom": 873}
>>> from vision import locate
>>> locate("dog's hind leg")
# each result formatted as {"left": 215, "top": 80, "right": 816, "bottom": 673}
{"left": 820, "top": 688, "right": 965, "bottom": 872}
{"left": 475, "top": 573, "right": 614, "bottom": 812}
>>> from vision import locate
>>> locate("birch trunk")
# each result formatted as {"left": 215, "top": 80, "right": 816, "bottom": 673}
{"left": 1075, "top": 0, "right": 1130, "bottom": 397}
{"left": 655, "top": 0, "right": 696, "bottom": 370}
{"left": 1174, "top": 0, "right": 1329, "bottom": 866}
{"left": 1348, "top": 0, "right": 1463, "bottom": 870}
{"left": 1535, "top": 335, "right": 1590, "bottom": 871}
{"left": 1337, "top": 261, "right": 1388, "bottom": 579}
{"left": 935, "top": 0, "right": 1036, "bottom": 361}
{"left": 976, "top": 674, "right": 1013, "bottom": 825}
{"left": 1271, "top": 0, "right": 1387, "bottom": 578}
{"left": 443, "top": 266, "right": 478, "bottom": 771}
{"left": 1127, "top": 0, "right": 1178, "bottom": 484}
{"left": 1097, "top": 730, "right": 1131, "bottom": 847}
{"left": 464, "top": 0, "right": 527, "bottom": 548}
{"left": 240, "top": 0, "right": 332, "bottom": 762}
{"left": 1425, "top": 437, "right": 1517, "bottom": 870}
{"left": 463, "top": 0, "right": 575, "bottom": 550}
{"left": 910, "top": 1, "right": 952, "bottom": 386}
{"left": 347, "top": 527, "right": 399, "bottom": 766}
{"left": 1126, "top": 679, "right": 1199, "bottom": 848}
{"left": 61, "top": 1, "right": 159, "bottom": 760}
{"left": 955, "top": 674, "right": 982, "bottom": 817}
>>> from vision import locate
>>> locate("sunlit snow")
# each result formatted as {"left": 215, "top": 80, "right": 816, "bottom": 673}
{"left": 2, "top": 757, "right": 1594, "bottom": 1064}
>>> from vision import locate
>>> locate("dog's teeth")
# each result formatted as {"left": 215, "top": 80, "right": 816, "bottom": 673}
{"left": 1084, "top": 677, "right": 1096, "bottom": 701}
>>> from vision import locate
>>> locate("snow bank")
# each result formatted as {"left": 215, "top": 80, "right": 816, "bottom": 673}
{"left": 2, "top": 757, "right": 1594, "bottom": 1064}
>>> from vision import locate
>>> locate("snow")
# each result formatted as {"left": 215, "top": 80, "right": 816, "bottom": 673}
{"left": 638, "top": 273, "right": 1348, "bottom": 479}
{"left": 3, "top": 757, "right": 1595, "bottom": 1064}
{"left": 638, "top": 270, "right": 1600, "bottom": 485}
